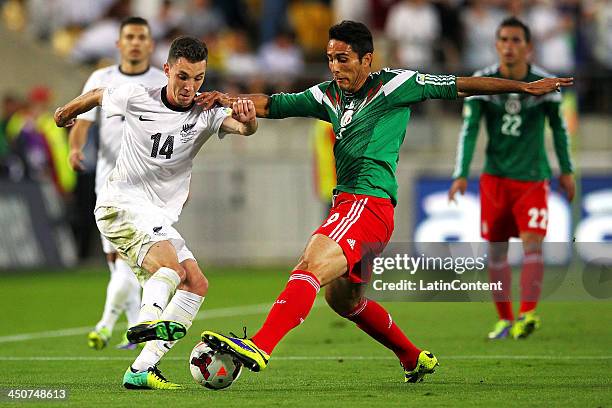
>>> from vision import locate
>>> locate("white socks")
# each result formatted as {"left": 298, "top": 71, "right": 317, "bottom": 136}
{"left": 137, "top": 267, "right": 181, "bottom": 323}
{"left": 132, "top": 290, "right": 204, "bottom": 372}
{"left": 95, "top": 258, "right": 141, "bottom": 333}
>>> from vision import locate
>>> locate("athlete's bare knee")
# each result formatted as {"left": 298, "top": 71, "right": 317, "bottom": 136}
{"left": 521, "top": 233, "right": 543, "bottom": 253}
{"left": 177, "top": 260, "right": 207, "bottom": 295}
{"left": 325, "top": 291, "right": 358, "bottom": 316}
{"left": 167, "top": 263, "right": 185, "bottom": 279}
{"left": 294, "top": 254, "right": 325, "bottom": 280}
{"left": 294, "top": 256, "right": 309, "bottom": 272}
{"left": 292, "top": 235, "right": 348, "bottom": 286}
{"left": 146, "top": 261, "right": 186, "bottom": 280}
{"left": 324, "top": 282, "right": 362, "bottom": 317}
{"left": 141, "top": 241, "right": 185, "bottom": 278}
{"left": 186, "top": 273, "right": 208, "bottom": 296}
{"left": 147, "top": 259, "right": 186, "bottom": 280}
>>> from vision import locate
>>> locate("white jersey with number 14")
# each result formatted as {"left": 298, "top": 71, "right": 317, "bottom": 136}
{"left": 96, "top": 83, "right": 231, "bottom": 223}
{"left": 77, "top": 65, "right": 167, "bottom": 194}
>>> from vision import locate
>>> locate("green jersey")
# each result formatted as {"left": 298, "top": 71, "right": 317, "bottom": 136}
{"left": 453, "top": 64, "right": 573, "bottom": 181}
{"left": 268, "top": 69, "right": 457, "bottom": 205}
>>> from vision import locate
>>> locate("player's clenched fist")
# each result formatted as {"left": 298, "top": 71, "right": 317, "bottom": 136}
{"left": 54, "top": 107, "right": 75, "bottom": 128}
{"left": 231, "top": 99, "right": 256, "bottom": 123}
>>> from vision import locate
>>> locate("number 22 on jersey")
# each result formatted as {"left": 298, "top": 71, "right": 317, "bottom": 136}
{"left": 501, "top": 114, "right": 522, "bottom": 137}
{"left": 527, "top": 207, "right": 548, "bottom": 229}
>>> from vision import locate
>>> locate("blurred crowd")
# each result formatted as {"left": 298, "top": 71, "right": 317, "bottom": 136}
{"left": 1, "top": 0, "right": 611, "bottom": 98}
{"left": 0, "top": 0, "right": 610, "bottom": 192}
{"left": 0, "top": 87, "right": 75, "bottom": 194}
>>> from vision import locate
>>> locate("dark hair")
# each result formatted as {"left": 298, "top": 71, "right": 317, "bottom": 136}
{"left": 328, "top": 20, "right": 374, "bottom": 60}
{"left": 167, "top": 36, "right": 208, "bottom": 64}
{"left": 497, "top": 16, "right": 531, "bottom": 43}
{"left": 119, "top": 16, "right": 150, "bottom": 35}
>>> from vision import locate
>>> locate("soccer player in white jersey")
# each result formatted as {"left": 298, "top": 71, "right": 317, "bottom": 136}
{"left": 68, "top": 17, "right": 168, "bottom": 351}
{"left": 55, "top": 36, "right": 258, "bottom": 390}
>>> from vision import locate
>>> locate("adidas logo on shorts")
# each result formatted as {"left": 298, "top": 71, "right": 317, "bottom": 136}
{"left": 346, "top": 239, "right": 356, "bottom": 250}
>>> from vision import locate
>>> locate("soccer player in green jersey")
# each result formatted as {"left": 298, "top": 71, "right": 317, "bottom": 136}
{"left": 197, "top": 20, "right": 572, "bottom": 382}
{"left": 448, "top": 17, "right": 575, "bottom": 340}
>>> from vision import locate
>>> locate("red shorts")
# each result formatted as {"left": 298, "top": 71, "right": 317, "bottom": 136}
{"left": 480, "top": 173, "right": 549, "bottom": 242}
{"left": 313, "top": 192, "right": 394, "bottom": 283}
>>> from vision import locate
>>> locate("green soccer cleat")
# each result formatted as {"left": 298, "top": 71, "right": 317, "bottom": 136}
{"left": 126, "top": 320, "right": 186, "bottom": 344}
{"left": 510, "top": 311, "right": 541, "bottom": 339}
{"left": 201, "top": 330, "right": 270, "bottom": 372}
{"left": 87, "top": 327, "right": 111, "bottom": 350}
{"left": 123, "top": 366, "right": 182, "bottom": 390}
{"left": 403, "top": 350, "right": 439, "bottom": 383}
{"left": 487, "top": 319, "right": 513, "bottom": 340}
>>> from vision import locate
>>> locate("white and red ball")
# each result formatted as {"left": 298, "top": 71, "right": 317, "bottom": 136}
{"left": 189, "top": 341, "right": 243, "bottom": 390}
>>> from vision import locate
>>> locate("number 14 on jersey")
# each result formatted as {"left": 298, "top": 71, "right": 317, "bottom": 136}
{"left": 150, "top": 133, "right": 174, "bottom": 159}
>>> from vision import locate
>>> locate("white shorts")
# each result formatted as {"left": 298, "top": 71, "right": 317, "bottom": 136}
{"left": 100, "top": 234, "right": 116, "bottom": 254}
{"left": 94, "top": 206, "right": 195, "bottom": 281}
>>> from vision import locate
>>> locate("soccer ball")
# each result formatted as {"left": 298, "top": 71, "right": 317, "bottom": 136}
{"left": 189, "top": 341, "right": 243, "bottom": 390}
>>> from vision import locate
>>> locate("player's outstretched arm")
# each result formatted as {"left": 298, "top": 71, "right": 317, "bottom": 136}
{"left": 220, "top": 99, "right": 258, "bottom": 136}
{"left": 456, "top": 77, "right": 573, "bottom": 97}
{"left": 196, "top": 91, "right": 272, "bottom": 118}
{"left": 54, "top": 88, "right": 104, "bottom": 128}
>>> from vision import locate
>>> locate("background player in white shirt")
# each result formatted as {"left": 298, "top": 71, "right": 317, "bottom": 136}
{"left": 68, "top": 17, "right": 167, "bottom": 351}
{"left": 55, "top": 36, "right": 258, "bottom": 390}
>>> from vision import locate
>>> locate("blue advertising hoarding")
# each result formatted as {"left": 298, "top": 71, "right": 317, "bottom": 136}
{"left": 414, "top": 175, "right": 611, "bottom": 264}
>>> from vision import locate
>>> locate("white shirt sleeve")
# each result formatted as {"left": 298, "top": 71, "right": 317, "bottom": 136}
{"left": 101, "top": 83, "right": 142, "bottom": 118}
{"left": 205, "top": 107, "right": 233, "bottom": 139}
{"left": 77, "top": 72, "right": 100, "bottom": 122}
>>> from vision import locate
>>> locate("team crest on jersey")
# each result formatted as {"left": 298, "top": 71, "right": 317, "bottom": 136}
{"left": 505, "top": 94, "right": 521, "bottom": 114}
{"left": 152, "top": 226, "right": 167, "bottom": 236}
{"left": 180, "top": 123, "right": 197, "bottom": 143}
{"left": 340, "top": 109, "right": 354, "bottom": 128}
{"left": 336, "top": 109, "right": 353, "bottom": 140}
{"left": 416, "top": 73, "right": 426, "bottom": 85}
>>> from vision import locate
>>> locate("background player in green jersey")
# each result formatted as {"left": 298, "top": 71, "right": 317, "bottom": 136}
{"left": 197, "top": 20, "right": 572, "bottom": 382}
{"left": 448, "top": 17, "right": 575, "bottom": 340}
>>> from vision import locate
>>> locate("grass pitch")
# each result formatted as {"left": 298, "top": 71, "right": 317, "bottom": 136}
{"left": 1, "top": 267, "right": 610, "bottom": 407}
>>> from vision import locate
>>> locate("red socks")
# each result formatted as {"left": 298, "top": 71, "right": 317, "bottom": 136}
{"left": 345, "top": 298, "right": 421, "bottom": 370}
{"left": 489, "top": 251, "right": 544, "bottom": 319}
{"left": 251, "top": 270, "right": 320, "bottom": 355}
{"left": 489, "top": 260, "right": 514, "bottom": 321}
{"left": 250, "top": 270, "right": 421, "bottom": 369}
{"left": 519, "top": 250, "right": 544, "bottom": 313}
